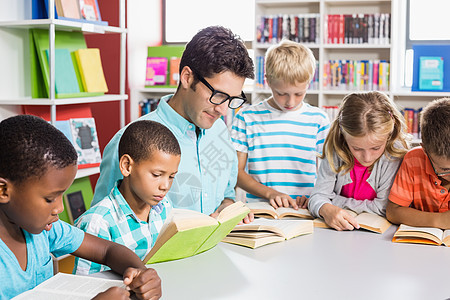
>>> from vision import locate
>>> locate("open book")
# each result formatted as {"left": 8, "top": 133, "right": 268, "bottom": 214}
{"left": 143, "top": 201, "right": 250, "bottom": 264}
{"left": 245, "top": 201, "right": 313, "bottom": 220}
{"left": 222, "top": 218, "right": 313, "bottom": 249}
{"left": 392, "top": 224, "right": 450, "bottom": 246}
{"left": 313, "top": 210, "right": 392, "bottom": 234}
{"left": 12, "top": 273, "right": 125, "bottom": 299}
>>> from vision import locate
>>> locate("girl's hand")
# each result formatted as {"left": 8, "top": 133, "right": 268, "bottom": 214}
{"left": 123, "top": 267, "right": 162, "bottom": 300}
{"left": 268, "top": 191, "right": 298, "bottom": 209}
{"left": 296, "top": 196, "right": 309, "bottom": 209}
{"left": 92, "top": 287, "right": 130, "bottom": 300}
{"left": 319, "top": 203, "right": 360, "bottom": 231}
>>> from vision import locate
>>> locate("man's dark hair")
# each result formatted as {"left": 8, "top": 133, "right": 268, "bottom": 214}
{"left": 420, "top": 98, "right": 450, "bottom": 159}
{"left": 0, "top": 114, "right": 78, "bottom": 184}
{"left": 119, "top": 120, "right": 181, "bottom": 163}
{"left": 180, "top": 26, "right": 254, "bottom": 85}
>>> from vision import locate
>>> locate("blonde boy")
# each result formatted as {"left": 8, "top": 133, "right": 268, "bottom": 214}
{"left": 231, "top": 40, "right": 330, "bottom": 209}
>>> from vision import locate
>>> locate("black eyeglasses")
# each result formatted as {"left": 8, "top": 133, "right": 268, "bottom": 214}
{"left": 193, "top": 71, "right": 247, "bottom": 109}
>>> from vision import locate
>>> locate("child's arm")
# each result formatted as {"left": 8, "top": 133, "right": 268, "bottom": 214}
{"left": 386, "top": 201, "right": 450, "bottom": 229}
{"left": 236, "top": 151, "right": 299, "bottom": 209}
{"left": 72, "top": 233, "right": 161, "bottom": 299}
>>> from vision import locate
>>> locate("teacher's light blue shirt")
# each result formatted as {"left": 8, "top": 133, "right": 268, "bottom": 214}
{"left": 92, "top": 95, "right": 238, "bottom": 215}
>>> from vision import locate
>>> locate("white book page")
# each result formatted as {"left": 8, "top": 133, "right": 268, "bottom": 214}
{"left": 12, "top": 273, "right": 125, "bottom": 300}
{"left": 398, "top": 224, "right": 443, "bottom": 240}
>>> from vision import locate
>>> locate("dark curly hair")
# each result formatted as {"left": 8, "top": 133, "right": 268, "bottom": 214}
{"left": 119, "top": 120, "right": 181, "bottom": 163}
{"left": 0, "top": 114, "right": 78, "bottom": 184}
{"left": 180, "top": 25, "right": 254, "bottom": 86}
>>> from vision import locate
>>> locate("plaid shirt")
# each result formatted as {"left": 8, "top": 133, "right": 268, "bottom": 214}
{"left": 73, "top": 180, "right": 171, "bottom": 275}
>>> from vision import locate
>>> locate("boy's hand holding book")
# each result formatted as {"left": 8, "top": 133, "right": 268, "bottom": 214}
{"left": 268, "top": 190, "right": 299, "bottom": 209}
{"left": 210, "top": 199, "right": 254, "bottom": 224}
{"left": 123, "top": 267, "right": 161, "bottom": 299}
{"left": 319, "top": 203, "right": 360, "bottom": 231}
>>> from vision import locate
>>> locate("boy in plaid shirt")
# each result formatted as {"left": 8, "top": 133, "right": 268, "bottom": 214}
{"left": 74, "top": 120, "right": 181, "bottom": 275}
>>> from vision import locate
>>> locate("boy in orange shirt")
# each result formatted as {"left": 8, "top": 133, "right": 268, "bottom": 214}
{"left": 387, "top": 98, "right": 450, "bottom": 228}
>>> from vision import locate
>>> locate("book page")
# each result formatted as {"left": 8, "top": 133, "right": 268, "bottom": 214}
{"left": 276, "top": 207, "right": 312, "bottom": 219}
{"left": 355, "top": 213, "right": 392, "bottom": 234}
{"left": 394, "top": 224, "right": 444, "bottom": 245}
{"left": 169, "top": 208, "right": 218, "bottom": 231}
{"left": 231, "top": 218, "right": 313, "bottom": 240}
{"left": 245, "top": 202, "right": 277, "bottom": 218}
{"left": 12, "top": 273, "right": 125, "bottom": 299}
{"left": 442, "top": 230, "right": 450, "bottom": 247}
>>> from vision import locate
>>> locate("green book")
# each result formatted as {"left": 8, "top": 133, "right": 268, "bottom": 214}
{"left": 144, "top": 201, "right": 250, "bottom": 264}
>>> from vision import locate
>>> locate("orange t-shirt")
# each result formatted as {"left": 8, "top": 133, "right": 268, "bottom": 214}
{"left": 389, "top": 147, "right": 450, "bottom": 212}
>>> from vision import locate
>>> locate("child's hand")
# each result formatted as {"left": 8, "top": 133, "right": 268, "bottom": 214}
{"left": 319, "top": 203, "right": 360, "bottom": 231}
{"left": 268, "top": 191, "right": 298, "bottom": 209}
{"left": 92, "top": 286, "right": 130, "bottom": 299}
{"left": 296, "top": 196, "right": 309, "bottom": 209}
{"left": 123, "top": 267, "right": 162, "bottom": 300}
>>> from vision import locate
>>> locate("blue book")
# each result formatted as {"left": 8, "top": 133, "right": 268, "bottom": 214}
{"left": 45, "top": 48, "right": 80, "bottom": 95}
{"left": 419, "top": 56, "right": 444, "bottom": 91}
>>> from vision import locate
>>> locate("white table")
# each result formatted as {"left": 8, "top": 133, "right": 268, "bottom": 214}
{"left": 93, "top": 226, "right": 450, "bottom": 300}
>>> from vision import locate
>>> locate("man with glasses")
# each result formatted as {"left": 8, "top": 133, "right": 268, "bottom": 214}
{"left": 92, "top": 26, "right": 254, "bottom": 223}
{"left": 387, "top": 98, "right": 450, "bottom": 229}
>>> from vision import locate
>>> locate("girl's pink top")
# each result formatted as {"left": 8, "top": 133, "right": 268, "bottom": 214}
{"left": 340, "top": 159, "right": 377, "bottom": 200}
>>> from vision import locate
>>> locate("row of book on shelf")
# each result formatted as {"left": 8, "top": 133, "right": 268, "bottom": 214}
{"left": 255, "top": 13, "right": 391, "bottom": 45}
{"left": 255, "top": 56, "right": 319, "bottom": 90}
{"left": 32, "top": 0, "right": 106, "bottom": 25}
{"left": 256, "top": 14, "right": 320, "bottom": 45}
{"left": 323, "top": 59, "right": 390, "bottom": 91}
{"left": 325, "top": 13, "right": 391, "bottom": 45}
{"left": 146, "top": 56, "right": 181, "bottom": 87}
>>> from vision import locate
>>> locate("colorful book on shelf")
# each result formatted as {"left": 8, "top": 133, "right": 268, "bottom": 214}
{"left": 143, "top": 201, "right": 250, "bottom": 264}
{"left": 45, "top": 48, "right": 80, "bottom": 95}
{"left": 145, "top": 57, "right": 168, "bottom": 86}
{"left": 392, "top": 224, "right": 450, "bottom": 247}
{"left": 222, "top": 218, "right": 314, "bottom": 249}
{"left": 169, "top": 56, "right": 181, "bottom": 86}
{"left": 59, "top": 176, "right": 93, "bottom": 224}
{"left": 74, "top": 48, "right": 108, "bottom": 93}
{"left": 69, "top": 117, "right": 101, "bottom": 169}
{"left": 245, "top": 201, "right": 313, "bottom": 220}
{"left": 418, "top": 56, "right": 444, "bottom": 91}
{"left": 34, "top": 0, "right": 108, "bottom": 25}
{"left": 30, "top": 29, "right": 104, "bottom": 98}
{"left": 56, "top": 0, "right": 81, "bottom": 19}
{"left": 145, "top": 45, "right": 185, "bottom": 88}
{"left": 313, "top": 210, "right": 392, "bottom": 234}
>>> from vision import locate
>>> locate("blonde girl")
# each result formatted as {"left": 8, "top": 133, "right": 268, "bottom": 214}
{"left": 308, "top": 91, "right": 409, "bottom": 231}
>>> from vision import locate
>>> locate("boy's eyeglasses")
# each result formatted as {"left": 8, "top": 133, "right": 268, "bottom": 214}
{"left": 426, "top": 152, "right": 450, "bottom": 177}
{"left": 193, "top": 70, "right": 247, "bottom": 109}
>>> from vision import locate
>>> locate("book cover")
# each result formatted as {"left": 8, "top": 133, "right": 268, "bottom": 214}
{"left": 45, "top": 48, "right": 80, "bottom": 95}
{"left": 145, "top": 57, "right": 168, "bottom": 86}
{"left": 58, "top": 0, "right": 81, "bottom": 19}
{"left": 412, "top": 44, "right": 450, "bottom": 92}
{"left": 145, "top": 46, "right": 185, "bottom": 88}
{"left": 78, "top": 0, "right": 102, "bottom": 22}
{"left": 59, "top": 176, "right": 93, "bottom": 224}
{"left": 74, "top": 48, "right": 108, "bottom": 93}
{"left": 144, "top": 201, "right": 250, "bottom": 264}
{"left": 169, "top": 56, "right": 181, "bottom": 86}
{"left": 419, "top": 56, "right": 444, "bottom": 91}
{"left": 69, "top": 117, "right": 101, "bottom": 168}
{"left": 41, "top": 0, "right": 108, "bottom": 25}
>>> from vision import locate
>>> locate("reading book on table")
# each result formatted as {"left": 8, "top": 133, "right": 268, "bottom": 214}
{"left": 246, "top": 201, "right": 313, "bottom": 219}
{"left": 12, "top": 273, "right": 124, "bottom": 299}
{"left": 392, "top": 224, "right": 450, "bottom": 247}
{"left": 143, "top": 201, "right": 250, "bottom": 264}
{"left": 222, "top": 218, "right": 313, "bottom": 249}
{"left": 313, "top": 210, "right": 392, "bottom": 234}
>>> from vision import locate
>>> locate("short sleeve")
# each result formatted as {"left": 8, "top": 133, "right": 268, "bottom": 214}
{"left": 49, "top": 220, "right": 84, "bottom": 258}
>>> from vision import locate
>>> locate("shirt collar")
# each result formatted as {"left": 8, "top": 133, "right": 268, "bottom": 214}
{"left": 157, "top": 94, "right": 200, "bottom": 136}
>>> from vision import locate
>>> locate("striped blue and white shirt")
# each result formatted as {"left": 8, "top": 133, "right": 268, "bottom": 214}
{"left": 73, "top": 180, "right": 171, "bottom": 275}
{"left": 231, "top": 99, "right": 330, "bottom": 202}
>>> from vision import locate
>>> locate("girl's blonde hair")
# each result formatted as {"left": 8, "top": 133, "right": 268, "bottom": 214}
{"left": 322, "top": 91, "right": 409, "bottom": 174}
{"left": 265, "top": 40, "right": 316, "bottom": 85}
